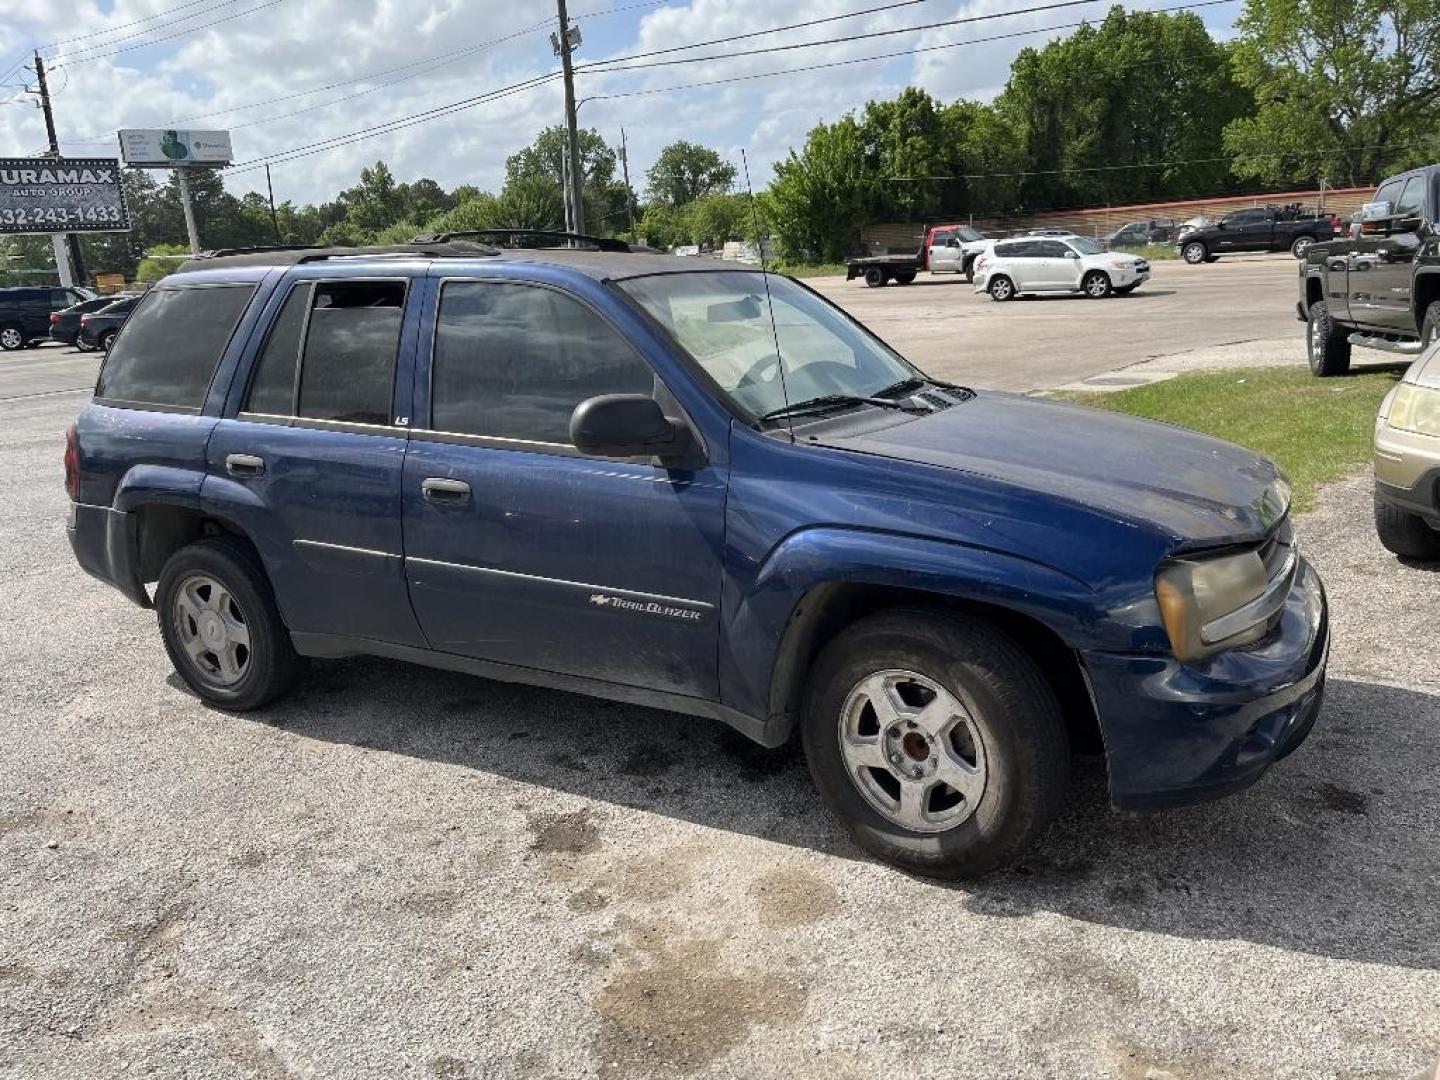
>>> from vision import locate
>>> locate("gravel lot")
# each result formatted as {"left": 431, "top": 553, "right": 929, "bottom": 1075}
{"left": 2, "top": 264, "right": 1438, "bottom": 1079}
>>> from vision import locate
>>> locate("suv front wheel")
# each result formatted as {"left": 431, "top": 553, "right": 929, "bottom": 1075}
{"left": 801, "top": 609, "right": 1069, "bottom": 878}
{"left": 156, "top": 537, "right": 301, "bottom": 711}
{"left": 1182, "top": 241, "right": 1208, "bottom": 265}
{"left": 0, "top": 324, "right": 23, "bottom": 351}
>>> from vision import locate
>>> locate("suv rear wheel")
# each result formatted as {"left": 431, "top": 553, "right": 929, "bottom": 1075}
{"left": 988, "top": 274, "right": 1015, "bottom": 302}
{"left": 1306, "top": 301, "right": 1352, "bottom": 377}
{"left": 0, "top": 324, "right": 23, "bottom": 351}
{"left": 801, "top": 609, "right": 1069, "bottom": 878}
{"left": 156, "top": 537, "right": 301, "bottom": 711}
{"left": 1182, "top": 241, "right": 1208, "bottom": 265}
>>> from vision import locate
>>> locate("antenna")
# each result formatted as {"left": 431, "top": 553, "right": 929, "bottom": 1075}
{"left": 740, "top": 147, "right": 793, "bottom": 435}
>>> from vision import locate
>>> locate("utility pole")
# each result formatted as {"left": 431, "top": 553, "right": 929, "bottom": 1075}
{"left": 555, "top": 0, "right": 585, "bottom": 234}
{"left": 265, "top": 164, "right": 282, "bottom": 243}
{"left": 619, "top": 128, "right": 637, "bottom": 241}
{"left": 30, "top": 52, "right": 86, "bottom": 287}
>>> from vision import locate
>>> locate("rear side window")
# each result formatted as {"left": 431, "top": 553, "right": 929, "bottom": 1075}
{"left": 95, "top": 285, "right": 254, "bottom": 410}
{"left": 430, "top": 281, "right": 655, "bottom": 444}
{"left": 242, "top": 279, "right": 405, "bottom": 426}
{"left": 996, "top": 241, "right": 1033, "bottom": 258}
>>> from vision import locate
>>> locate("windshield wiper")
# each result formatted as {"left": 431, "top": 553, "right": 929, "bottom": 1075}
{"left": 875, "top": 375, "right": 976, "bottom": 401}
{"left": 756, "top": 393, "right": 927, "bottom": 424}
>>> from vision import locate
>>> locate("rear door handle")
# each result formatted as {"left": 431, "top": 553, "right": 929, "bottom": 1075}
{"left": 421, "top": 477, "right": 471, "bottom": 504}
{"left": 225, "top": 453, "right": 265, "bottom": 477}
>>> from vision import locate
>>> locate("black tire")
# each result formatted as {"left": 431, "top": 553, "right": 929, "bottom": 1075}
{"left": 1375, "top": 489, "right": 1440, "bottom": 560}
{"left": 1182, "top": 241, "right": 1208, "bottom": 265}
{"left": 99, "top": 330, "right": 117, "bottom": 352}
{"left": 801, "top": 608, "right": 1069, "bottom": 878}
{"left": 1306, "top": 301, "right": 1352, "bottom": 377}
{"left": 156, "top": 537, "right": 302, "bottom": 711}
{"left": 963, "top": 258, "right": 976, "bottom": 284}
{"left": 1290, "top": 235, "right": 1316, "bottom": 259}
{"left": 0, "top": 324, "right": 23, "bottom": 351}
{"left": 864, "top": 267, "right": 887, "bottom": 288}
{"left": 988, "top": 274, "right": 1015, "bottom": 302}
{"left": 1421, "top": 300, "right": 1440, "bottom": 349}
{"left": 1081, "top": 270, "right": 1112, "bottom": 299}
{"left": 893, "top": 271, "right": 916, "bottom": 285}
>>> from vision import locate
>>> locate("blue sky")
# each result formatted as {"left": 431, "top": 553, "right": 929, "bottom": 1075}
{"left": 0, "top": 0, "right": 1245, "bottom": 206}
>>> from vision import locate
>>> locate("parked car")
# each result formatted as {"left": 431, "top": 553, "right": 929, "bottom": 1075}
{"left": 972, "top": 235, "right": 1150, "bottom": 300}
{"left": 1373, "top": 343, "right": 1440, "bottom": 560}
{"left": 0, "top": 285, "right": 95, "bottom": 351}
{"left": 844, "top": 223, "right": 988, "bottom": 286}
{"left": 50, "top": 293, "right": 138, "bottom": 350}
{"left": 1179, "top": 207, "right": 1341, "bottom": 264}
{"left": 77, "top": 295, "right": 140, "bottom": 351}
{"left": 1299, "top": 164, "right": 1440, "bottom": 376}
{"left": 1104, "top": 218, "right": 1179, "bottom": 248}
{"left": 66, "top": 235, "right": 1325, "bottom": 878}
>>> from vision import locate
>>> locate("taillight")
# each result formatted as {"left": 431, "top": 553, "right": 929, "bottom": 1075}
{"left": 80, "top": 315, "right": 91, "bottom": 326}
{"left": 50, "top": 312, "right": 61, "bottom": 324}
{"left": 64, "top": 424, "right": 79, "bottom": 501}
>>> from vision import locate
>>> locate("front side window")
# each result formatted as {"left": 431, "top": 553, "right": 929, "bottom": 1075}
{"left": 96, "top": 284, "right": 255, "bottom": 409}
{"left": 242, "top": 279, "right": 404, "bottom": 425}
{"left": 1037, "top": 241, "right": 1071, "bottom": 258}
{"left": 618, "top": 270, "right": 917, "bottom": 420}
{"left": 431, "top": 281, "right": 656, "bottom": 444}
{"left": 1394, "top": 176, "right": 1425, "bottom": 217}
{"left": 1068, "top": 237, "right": 1105, "bottom": 256}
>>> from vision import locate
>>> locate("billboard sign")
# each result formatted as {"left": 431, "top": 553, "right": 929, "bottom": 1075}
{"left": 118, "top": 128, "right": 233, "bottom": 168}
{"left": 0, "top": 157, "right": 129, "bottom": 234}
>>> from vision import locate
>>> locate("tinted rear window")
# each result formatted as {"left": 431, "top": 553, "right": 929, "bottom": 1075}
{"left": 95, "top": 285, "right": 254, "bottom": 409}
{"left": 296, "top": 280, "right": 404, "bottom": 426}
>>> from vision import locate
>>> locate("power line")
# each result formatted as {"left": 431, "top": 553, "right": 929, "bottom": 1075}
{"left": 63, "top": 13, "right": 558, "bottom": 143}
{"left": 51, "top": 0, "right": 291, "bottom": 70}
{"left": 38, "top": 0, "right": 221, "bottom": 51}
{"left": 579, "top": 0, "right": 1127, "bottom": 76}
{"left": 581, "top": 0, "right": 1235, "bottom": 105}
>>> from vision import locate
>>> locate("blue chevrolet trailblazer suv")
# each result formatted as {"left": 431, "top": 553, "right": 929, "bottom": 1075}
{"left": 65, "top": 232, "right": 1328, "bottom": 877}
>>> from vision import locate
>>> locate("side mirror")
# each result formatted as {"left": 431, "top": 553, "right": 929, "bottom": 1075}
{"left": 1360, "top": 201, "right": 1392, "bottom": 223}
{"left": 1064, "top": 250, "right": 1080, "bottom": 259}
{"left": 570, "top": 394, "right": 695, "bottom": 462}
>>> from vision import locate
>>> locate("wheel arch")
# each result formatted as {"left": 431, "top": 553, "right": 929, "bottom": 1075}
{"left": 1413, "top": 271, "right": 1440, "bottom": 327}
{"left": 129, "top": 503, "right": 267, "bottom": 586}
{"left": 765, "top": 582, "right": 1103, "bottom": 757}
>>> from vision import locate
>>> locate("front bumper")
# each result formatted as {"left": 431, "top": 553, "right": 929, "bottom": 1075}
{"left": 1375, "top": 423, "right": 1440, "bottom": 526}
{"left": 1082, "top": 555, "right": 1328, "bottom": 811}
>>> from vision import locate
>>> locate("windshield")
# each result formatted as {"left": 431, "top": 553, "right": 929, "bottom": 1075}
{"left": 1069, "top": 237, "right": 1105, "bottom": 255}
{"left": 617, "top": 271, "right": 919, "bottom": 419}
{"left": 957, "top": 226, "right": 982, "bottom": 242}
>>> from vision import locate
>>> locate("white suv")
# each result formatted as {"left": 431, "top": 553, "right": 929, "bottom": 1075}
{"left": 972, "top": 235, "right": 1149, "bottom": 301}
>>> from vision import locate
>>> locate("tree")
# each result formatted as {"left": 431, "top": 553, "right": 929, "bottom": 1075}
{"left": 644, "top": 141, "right": 736, "bottom": 207}
{"left": 506, "top": 126, "right": 617, "bottom": 190}
{"left": 997, "top": 6, "right": 1251, "bottom": 207}
{"left": 766, "top": 117, "right": 871, "bottom": 261}
{"left": 1223, "top": 0, "right": 1440, "bottom": 187}
{"left": 136, "top": 243, "right": 192, "bottom": 282}
{"left": 338, "top": 161, "right": 405, "bottom": 233}
{"left": 685, "top": 193, "right": 750, "bottom": 246}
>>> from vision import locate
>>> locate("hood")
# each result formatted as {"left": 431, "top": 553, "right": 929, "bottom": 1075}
{"left": 816, "top": 393, "right": 1288, "bottom": 546}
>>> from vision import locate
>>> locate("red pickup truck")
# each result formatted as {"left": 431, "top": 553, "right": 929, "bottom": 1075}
{"left": 845, "top": 223, "right": 988, "bottom": 286}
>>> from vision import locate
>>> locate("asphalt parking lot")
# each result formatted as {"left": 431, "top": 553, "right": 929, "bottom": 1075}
{"left": 2, "top": 264, "right": 1439, "bottom": 1079}
{"left": 806, "top": 252, "right": 1362, "bottom": 391}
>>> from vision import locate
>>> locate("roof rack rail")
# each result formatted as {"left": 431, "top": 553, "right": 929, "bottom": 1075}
{"left": 175, "top": 240, "right": 501, "bottom": 271}
{"left": 412, "top": 229, "right": 631, "bottom": 253}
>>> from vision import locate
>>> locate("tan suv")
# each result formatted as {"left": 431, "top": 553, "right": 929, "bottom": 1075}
{"left": 1375, "top": 344, "right": 1440, "bottom": 559}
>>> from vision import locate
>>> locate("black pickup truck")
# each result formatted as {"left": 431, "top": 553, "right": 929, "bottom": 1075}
{"left": 1299, "top": 165, "right": 1440, "bottom": 376}
{"left": 1179, "top": 207, "right": 1341, "bottom": 264}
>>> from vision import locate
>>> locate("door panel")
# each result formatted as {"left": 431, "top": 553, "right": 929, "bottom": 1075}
{"left": 204, "top": 420, "right": 425, "bottom": 645}
{"left": 401, "top": 276, "right": 726, "bottom": 699}
{"left": 402, "top": 441, "right": 725, "bottom": 696}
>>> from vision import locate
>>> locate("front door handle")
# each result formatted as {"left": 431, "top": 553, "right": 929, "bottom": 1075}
{"left": 421, "top": 477, "right": 471, "bottom": 504}
{"left": 225, "top": 453, "right": 265, "bottom": 477}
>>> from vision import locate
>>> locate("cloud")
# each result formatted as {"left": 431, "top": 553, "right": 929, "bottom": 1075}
{"left": 0, "top": 0, "right": 1242, "bottom": 203}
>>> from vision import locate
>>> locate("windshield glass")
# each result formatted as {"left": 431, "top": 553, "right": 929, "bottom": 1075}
{"left": 957, "top": 226, "right": 982, "bottom": 242}
{"left": 617, "top": 271, "right": 918, "bottom": 419}
{"left": 1069, "top": 237, "right": 1104, "bottom": 255}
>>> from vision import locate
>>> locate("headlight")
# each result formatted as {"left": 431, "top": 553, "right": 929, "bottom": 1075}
{"left": 1388, "top": 382, "right": 1440, "bottom": 436}
{"left": 1110, "top": 258, "right": 1134, "bottom": 269}
{"left": 1154, "top": 548, "right": 1271, "bottom": 663}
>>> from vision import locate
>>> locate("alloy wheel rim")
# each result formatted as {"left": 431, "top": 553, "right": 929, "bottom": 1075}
{"left": 1186, "top": 245, "right": 1203, "bottom": 262}
{"left": 0, "top": 328, "right": 20, "bottom": 348}
{"left": 993, "top": 279, "right": 1010, "bottom": 299}
{"left": 1294, "top": 238, "right": 1312, "bottom": 256}
{"left": 173, "top": 573, "right": 250, "bottom": 686}
{"left": 837, "top": 669, "right": 988, "bottom": 834}
{"left": 1087, "top": 275, "right": 1107, "bottom": 297}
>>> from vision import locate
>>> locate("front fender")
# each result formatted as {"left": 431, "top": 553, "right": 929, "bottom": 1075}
{"left": 720, "top": 526, "right": 1113, "bottom": 727}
